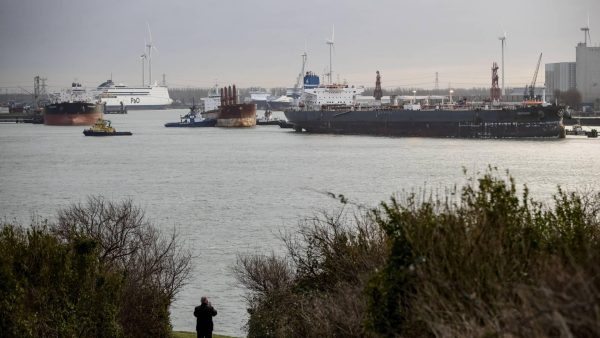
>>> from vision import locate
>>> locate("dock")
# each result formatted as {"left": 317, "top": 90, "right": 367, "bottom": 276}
{"left": 0, "top": 113, "right": 43, "bottom": 123}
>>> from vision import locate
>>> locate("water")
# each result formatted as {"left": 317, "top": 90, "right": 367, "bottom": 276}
{"left": 1, "top": 110, "right": 599, "bottom": 337}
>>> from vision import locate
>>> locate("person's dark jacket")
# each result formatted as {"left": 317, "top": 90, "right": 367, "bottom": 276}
{"left": 194, "top": 303, "right": 217, "bottom": 332}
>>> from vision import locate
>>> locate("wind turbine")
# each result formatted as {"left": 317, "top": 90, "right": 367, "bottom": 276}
{"left": 498, "top": 31, "right": 507, "bottom": 97}
{"left": 326, "top": 25, "right": 335, "bottom": 84}
{"left": 145, "top": 23, "right": 159, "bottom": 86}
{"left": 581, "top": 14, "right": 591, "bottom": 45}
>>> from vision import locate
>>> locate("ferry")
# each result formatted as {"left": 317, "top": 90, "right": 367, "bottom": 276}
{"left": 97, "top": 79, "right": 173, "bottom": 111}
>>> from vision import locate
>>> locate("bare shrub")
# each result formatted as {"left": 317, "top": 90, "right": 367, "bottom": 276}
{"left": 52, "top": 196, "right": 192, "bottom": 338}
{"left": 235, "top": 206, "right": 385, "bottom": 337}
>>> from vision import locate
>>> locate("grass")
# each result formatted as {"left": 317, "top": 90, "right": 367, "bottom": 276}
{"left": 173, "top": 331, "right": 235, "bottom": 338}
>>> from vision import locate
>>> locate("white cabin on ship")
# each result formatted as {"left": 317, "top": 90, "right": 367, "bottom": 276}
{"left": 300, "top": 83, "right": 365, "bottom": 109}
{"left": 97, "top": 80, "right": 173, "bottom": 110}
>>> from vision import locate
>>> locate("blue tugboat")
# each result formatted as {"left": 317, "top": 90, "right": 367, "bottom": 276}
{"left": 164, "top": 99, "right": 217, "bottom": 127}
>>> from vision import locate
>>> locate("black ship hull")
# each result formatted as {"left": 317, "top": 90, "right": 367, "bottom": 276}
{"left": 285, "top": 106, "right": 565, "bottom": 138}
{"left": 83, "top": 130, "right": 132, "bottom": 136}
{"left": 164, "top": 119, "right": 217, "bottom": 127}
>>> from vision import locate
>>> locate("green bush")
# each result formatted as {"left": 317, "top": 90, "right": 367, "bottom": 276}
{"left": 0, "top": 197, "right": 192, "bottom": 338}
{"left": 0, "top": 223, "right": 122, "bottom": 338}
{"left": 367, "top": 169, "right": 600, "bottom": 337}
{"left": 236, "top": 169, "right": 600, "bottom": 337}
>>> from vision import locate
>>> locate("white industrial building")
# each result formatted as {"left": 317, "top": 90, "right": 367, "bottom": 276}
{"left": 545, "top": 62, "right": 576, "bottom": 100}
{"left": 575, "top": 42, "right": 600, "bottom": 107}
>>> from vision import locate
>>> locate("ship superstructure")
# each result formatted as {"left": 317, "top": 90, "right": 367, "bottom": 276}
{"left": 97, "top": 80, "right": 172, "bottom": 110}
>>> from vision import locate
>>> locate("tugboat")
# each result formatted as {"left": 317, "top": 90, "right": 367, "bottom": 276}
{"left": 256, "top": 109, "right": 282, "bottom": 125}
{"left": 83, "top": 118, "right": 132, "bottom": 136}
{"left": 566, "top": 123, "right": 587, "bottom": 136}
{"left": 164, "top": 98, "right": 217, "bottom": 127}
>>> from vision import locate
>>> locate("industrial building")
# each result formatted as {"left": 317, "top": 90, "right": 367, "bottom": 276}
{"left": 543, "top": 25, "right": 600, "bottom": 109}
{"left": 576, "top": 42, "right": 600, "bottom": 107}
{"left": 545, "top": 62, "right": 576, "bottom": 100}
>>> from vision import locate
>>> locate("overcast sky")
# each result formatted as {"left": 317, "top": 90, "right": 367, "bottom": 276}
{"left": 0, "top": 0, "right": 598, "bottom": 91}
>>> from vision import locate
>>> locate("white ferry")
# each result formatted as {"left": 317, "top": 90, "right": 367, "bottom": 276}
{"left": 97, "top": 79, "right": 173, "bottom": 111}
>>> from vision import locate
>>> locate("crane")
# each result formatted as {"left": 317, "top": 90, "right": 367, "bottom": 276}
{"left": 292, "top": 51, "right": 307, "bottom": 100}
{"left": 525, "top": 53, "right": 542, "bottom": 100}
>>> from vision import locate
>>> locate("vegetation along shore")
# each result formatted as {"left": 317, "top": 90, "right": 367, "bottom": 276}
{"left": 2, "top": 168, "right": 599, "bottom": 337}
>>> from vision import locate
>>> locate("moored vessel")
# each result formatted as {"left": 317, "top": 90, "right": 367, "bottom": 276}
{"left": 164, "top": 99, "right": 216, "bottom": 127}
{"left": 256, "top": 110, "right": 283, "bottom": 125}
{"left": 44, "top": 83, "right": 104, "bottom": 126}
{"left": 285, "top": 72, "right": 565, "bottom": 139}
{"left": 217, "top": 85, "right": 256, "bottom": 127}
{"left": 97, "top": 79, "right": 172, "bottom": 111}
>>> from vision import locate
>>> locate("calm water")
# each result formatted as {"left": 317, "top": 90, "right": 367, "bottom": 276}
{"left": 1, "top": 110, "right": 599, "bottom": 336}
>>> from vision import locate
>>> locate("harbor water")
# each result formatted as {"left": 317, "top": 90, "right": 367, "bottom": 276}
{"left": 1, "top": 109, "right": 599, "bottom": 337}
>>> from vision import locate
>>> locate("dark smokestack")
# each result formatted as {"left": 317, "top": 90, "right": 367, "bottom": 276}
{"left": 220, "top": 87, "right": 224, "bottom": 107}
{"left": 232, "top": 84, "right": 237, "bottom": 104}
{"left": 228, "top": 85, "right": 232, "bottom": 105}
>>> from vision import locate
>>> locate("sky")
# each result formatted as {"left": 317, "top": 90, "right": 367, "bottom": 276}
{"left": 0, "top": 0, "right": 598, "bottom": 92}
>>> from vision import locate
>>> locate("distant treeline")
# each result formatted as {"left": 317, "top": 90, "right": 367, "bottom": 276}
{"left": 1, "top": 87, "right": 585, "bottom": 109}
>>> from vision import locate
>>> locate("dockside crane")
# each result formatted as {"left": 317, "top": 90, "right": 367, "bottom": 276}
{"left": 524, "top": 53, "right": 542, "bottom": 100}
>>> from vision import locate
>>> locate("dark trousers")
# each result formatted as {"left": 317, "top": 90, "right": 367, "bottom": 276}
{"left": 197, "top": 330, "right": 212, "bottom": 338}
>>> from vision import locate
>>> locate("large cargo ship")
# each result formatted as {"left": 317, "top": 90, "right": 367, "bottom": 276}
{"left": 44, "top": 83, "right": 104, "bottom": 126}
{"left": 285, "top": 72, "right": 565, "bottom": 139}
{"left": 97, "top": 80, "right": 173, "bottom": 111}
{"left": 217, "top": 85, "right": 256, "bottom": 127}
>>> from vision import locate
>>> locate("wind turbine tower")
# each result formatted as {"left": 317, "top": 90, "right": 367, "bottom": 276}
{"left": 498, "top": 32, "right": 507, "bottom": 97}
{"left": 326, "top": 26, "right": 335, "bottom": 84}
{"left": 140, "top": 53, "right": 147, "bottom": 86}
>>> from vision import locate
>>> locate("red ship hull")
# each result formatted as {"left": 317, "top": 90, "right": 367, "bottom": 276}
{"left": 44, "top": 102, "right": 104, "bottom": 126}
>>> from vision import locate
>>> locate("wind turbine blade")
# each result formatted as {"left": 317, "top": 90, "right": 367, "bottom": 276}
{"left": 332, "top": 25, "right": 335, "bottom": 43}
{"left": 147, "top": 22, "right": 153, "bottom": 43}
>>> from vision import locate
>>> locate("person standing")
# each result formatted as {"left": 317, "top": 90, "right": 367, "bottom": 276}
{"left": 194, "top": 296, "right": 217, "bottom": 338}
